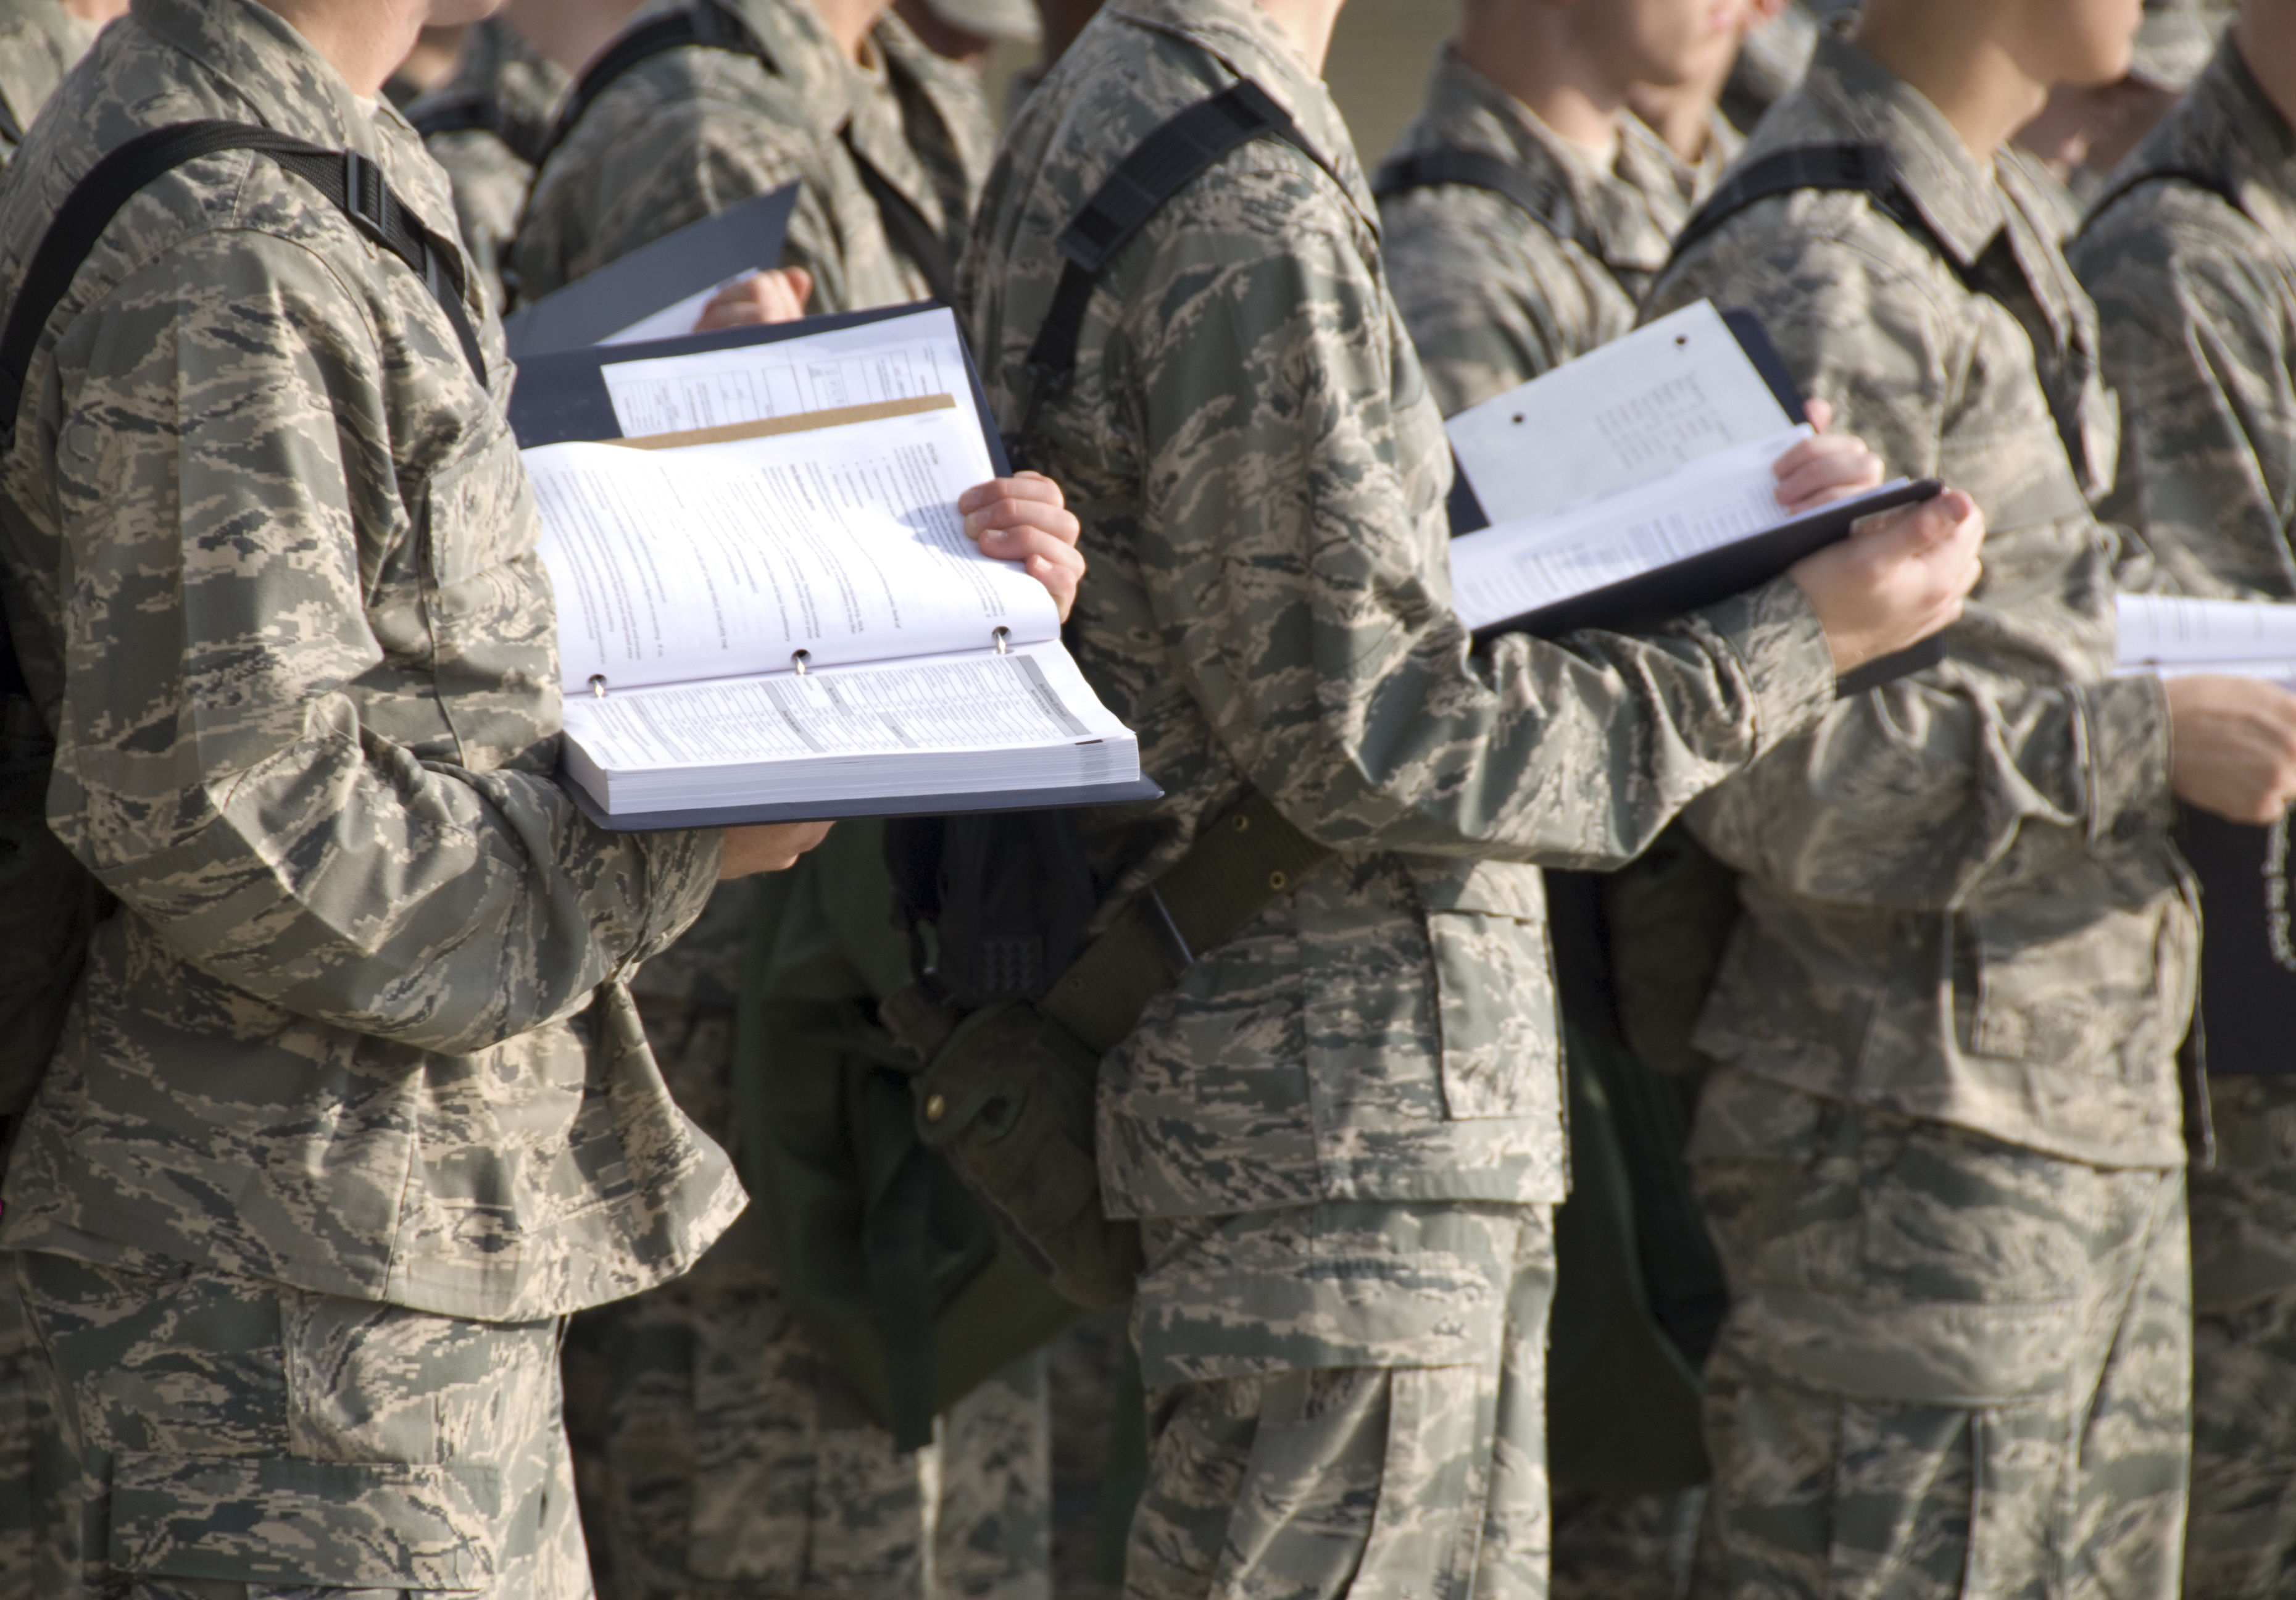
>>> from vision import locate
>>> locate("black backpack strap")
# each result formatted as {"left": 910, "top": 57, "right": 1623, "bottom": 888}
{"left": 1371, "top": 146, "right": 1560, "bottom": 224}
{"left": 1668, "top": 142, "right": 1975, "bottom": 285}
{"left": 2079, "top": 164, "right": 2252, "bottom": 235}
{"left": 409, "top": 93, "right": 499, "bottom": 141}
{"left": 843, "top": 131, "right": 959, "bottom": 305}
{"left": 0, "top": 120, "right": 486, "bottom": 449}
{"left": 1014, "top": 79, "right": 1321, "bottom": 459}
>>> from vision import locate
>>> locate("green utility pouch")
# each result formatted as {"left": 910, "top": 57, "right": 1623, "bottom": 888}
{"left": 908, "top": 999, "right": 1141, "bottom": 1309}
{"left": 883, "top": 792, "right": 1333, "bottom": 1309}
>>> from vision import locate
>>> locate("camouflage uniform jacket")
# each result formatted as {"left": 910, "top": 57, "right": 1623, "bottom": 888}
{"left": 963, "top": 0, "right": 1842, "bottom": 1221}
{"left": 1379, "top": 44, "right": 1691, "bottom": 414}
{"left": 0, "top": 0, "right": 96, "bottom": 164}
{"left": 406, "top": 18, "right": 569, "bottom": 312}
{"left": 1646, "top": 35, "right": 2192, "bottom": 1170}
{"left": 0, "top": 0, "right": 741, "bottom": 1320}
{"left": 2076, "top": 38, "right": 2296, "bottom": 602}
{"left": 510, "top": 0, "right": 996, "bottom": 1030}
{"left": 512, "top": 0, "right": 994, "bottom": 312}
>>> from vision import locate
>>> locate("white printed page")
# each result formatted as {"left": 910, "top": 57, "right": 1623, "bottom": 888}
{"left": 2115, "top": 594, "right": 2296, "bottom": 681}
{"left": 1445, "top": 302, "right": 1800, "bottom": 526}
{"left": 528, "top": 401, "right": 1052, "bottom": 694}
{"left": 559, "top": 640, "right": 1139, "bottom": 811}
{"left": 1449, "top": 430, "right": 1810, "bottom": 633}
{"left": 598, "top": 305, "right": 973, "bottom": 438}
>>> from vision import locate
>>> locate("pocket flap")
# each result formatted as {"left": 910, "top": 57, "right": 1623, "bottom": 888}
{"left": 107, "top": 1451, "right": 501, "bottom": 1591}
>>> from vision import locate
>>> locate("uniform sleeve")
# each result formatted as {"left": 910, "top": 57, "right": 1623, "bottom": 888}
{"left": 43, "top": 227, "right": 722, "bottom": 1054}
{"left": 1110, "top": 155, "right": 1839, "bottom": 868}
{"left": 2082, "top": 215, "right": 2296, "bottom": 601}
{"left": 1648, "top": 221, "right": 2174, "bottom": 909}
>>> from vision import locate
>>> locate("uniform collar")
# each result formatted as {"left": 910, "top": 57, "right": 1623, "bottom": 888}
{"left": 1107, "top": 0, "right": 1374, "bottom": 228}
{"left": 1404, "top": 44, "right": 1684, "bottom": 275}
{"left": 1797, "top": 30, "right": 2007, "bottom": 269}
{"left": 129, "top": 0, "right": 395, "bottom": 159}
{"left": 718, "top": 0, "right": 860, "bottom": 136}
{"left": 2153, "top": 35, "right": 2296, "bottom": 248}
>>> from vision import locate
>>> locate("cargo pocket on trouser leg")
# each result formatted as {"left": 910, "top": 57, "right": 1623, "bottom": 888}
{"left": 104, "top": 1452, "right": 502, "bottom": 1593}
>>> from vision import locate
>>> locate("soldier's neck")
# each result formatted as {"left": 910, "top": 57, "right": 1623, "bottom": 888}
{"left": 1252, "top": 0, "right": 1344, "bottom": 75}
{"left": 252, "top": 0, "right": 430, "bottom": 98}
{"left": 1455, "top": 9, "right": 1630, "bottom": 156}
{"left": 499, "top": 0, "right": 645, "bottom": 77}
{"left": 1853, "top": 9, "right": 2053, "bottom": 165}
{"left": 2237, "top": 8, "right": 2296, "bottom": 141}
{"left": 810, "top": 0, "right": 893, "bottom": 61}
{"left": 60, "top": 0, "right": 129, "bottom": 20}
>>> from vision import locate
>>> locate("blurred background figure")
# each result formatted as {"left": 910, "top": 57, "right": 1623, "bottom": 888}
{"left": 2013, "top": 0, "right": 2233, "bottom": 231}
{"left": 892, "top": 0, "right": 1040, "bottom": 72}
{"left": 383, "top": 21, "right": 464, "bottom": 108}
{"left": 1626, "top": 0, "right": 1786, "bottom": 200}
{"left": 0, "top": 0, "right": 128, "bottom": 165}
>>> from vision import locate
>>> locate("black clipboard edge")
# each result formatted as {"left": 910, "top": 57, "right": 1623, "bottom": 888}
{"left": 564, "top": 773, "right": 1165, "bottom": 833}
{"left": 507, "top": 300, "right": 1013, "bottom": 476}
{"left": 1722, "top": 309, "right": 1808, "bottom": 423}
{"left": 1470, "top": 477, "right": 1948, "bottom": 696}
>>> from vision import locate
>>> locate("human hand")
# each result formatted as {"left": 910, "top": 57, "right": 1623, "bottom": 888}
{"left": 718, "top": 820, "right": 834, "bottom": 879}
{"left": 958, "top": 472, "right": 1085, "bottom": 620}
{"left": 1787, "top": 487, "right": 1984, "bottom": 676}
{"left": 1771, "top": 399, "right": 1886, "bottom": 515}
{"left": 2165, "top": 675, "right": 2296, "bottom": 823}
{"left": 691, "top": 267, "right": 814, "bottom": 333}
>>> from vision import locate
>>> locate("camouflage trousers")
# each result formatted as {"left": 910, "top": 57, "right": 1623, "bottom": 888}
{"left": 14, "top": 1245, "right": 586, "bottom": 1598}
{"left": 1685, "top": 1071, "right": 2190, "bottom": 1600}
{"left": 564, "top": 1252, "right": 1049, "bottom": 1600}
{"left": 1124, "top": 1201, "right": 1554, "bottom": 1600}
{"left": 2185, "top": 1073, "right": 2296, "bottom": 1600}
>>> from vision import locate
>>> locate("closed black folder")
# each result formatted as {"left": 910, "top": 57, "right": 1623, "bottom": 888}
{"left": 2179, "top": 807, "right": 2296, "bottom": 1078}
{"left": 501, "top": 185, "right": 801, "bottom": 360}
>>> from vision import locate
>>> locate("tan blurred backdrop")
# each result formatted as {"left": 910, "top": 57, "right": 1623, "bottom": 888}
{"left": 1321, "top": 0, "right": 1452, "bottom": 165}
{"left": 988, "top": 1, "right": 1455, "bottom": 165}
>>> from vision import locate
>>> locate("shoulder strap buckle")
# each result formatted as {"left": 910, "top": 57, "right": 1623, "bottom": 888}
{"left": 339, "top": 149, "right": 393, "bottom": 247}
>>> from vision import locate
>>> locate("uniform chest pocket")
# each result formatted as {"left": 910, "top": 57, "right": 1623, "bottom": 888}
{"left": 1428, "top": 908, "right": 1560, "bottom": 1120}
{"left": 1964, "top": 895, "right": 2186, "bottom": 1077}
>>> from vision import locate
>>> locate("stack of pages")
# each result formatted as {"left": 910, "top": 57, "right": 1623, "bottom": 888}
{"left": 1443, "top": 302, "right": 1942, "bottom": 690}
{"left": 518, "top": 306, "right": 1148, "bottom": 828}
{"left": 2116, "top": 593, "right": 2296, "bottom": 1076}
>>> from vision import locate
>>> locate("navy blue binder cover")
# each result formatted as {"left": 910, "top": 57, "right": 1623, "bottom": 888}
{"left": 501, "top": 185, "right": 800, "bottom": 360}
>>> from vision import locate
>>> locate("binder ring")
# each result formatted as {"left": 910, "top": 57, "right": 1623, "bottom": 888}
{"left": 791, "top": 650, "right": 810, "bottom": 676}
{"left": 588, "top": 675, "right": 607, "bottom": 699}
{"left": 992, "top": 627, "right": 1010, "bottom": 656}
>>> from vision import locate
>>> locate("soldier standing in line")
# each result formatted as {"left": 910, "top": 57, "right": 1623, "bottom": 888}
{"left": 1642, "top": 0, "right": 2296, "bottom": 1593}
{"left": 0, "top": 0, "right": 1085, "bottom": 1594}
{"left": 514, "top": 5, "right": 1066, "bottom": 1598}
{"left": 2072, "top": 5, "right": 2296, "bottom": 1591}
{"left": 963, "top": 0, "right": 1990, "bottom": 1593}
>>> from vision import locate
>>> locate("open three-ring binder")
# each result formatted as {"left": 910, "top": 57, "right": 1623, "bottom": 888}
{"left": 512, "top": 303, "right": 1154, "bottom": 830}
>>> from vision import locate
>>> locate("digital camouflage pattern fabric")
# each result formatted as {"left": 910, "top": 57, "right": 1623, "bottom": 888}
{"left": 1686, "top": 1070, "right": 2191, "bottom": 1600}
{"left": 16, "top": 1247, "right": 587, "bottom": 1598}
{"left": 967, "top": 0, "right": 1837, "bottom": 1236}
{"left": 566, "top": 1262, "right": 1051, "bottom": 1599}
{"left": 518, "top": 4, "right": 1034, "bottom": 1594}
{"left": 1646, "top": 31, "right": 2192, "bottom": 1174}
{"left": 2181, "top": 1075, "right": 2296, "bottom": 1600}
{"left": 965, "top": 0, "right": 1849, "bottom": 1588}
{"left": 407, "top": 17, "right": 569, "bottom": 310}
{"left": 0, "top": 0, "right": 99, "bottom": 164}
{"left": 0, "top": 0, "right": 739, "bottom": 1319}
{"left": 513, "top": 0, "right": 993, "bottom": 309}
{"left": 1645, "top": 34, "right": 2194, "bottom": 1597}
{"left": 1379, "top": 44, "right": 1692, "bottom": 415}
{"left": 2078, "top": 38, "right": 2296, "bottom": 603}
{"left": 2071, "top": 40, "right": 2296, "bottom": 1598}
{"left": 1126, "top": 1203, "right": 1554, "bottom": 1600}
